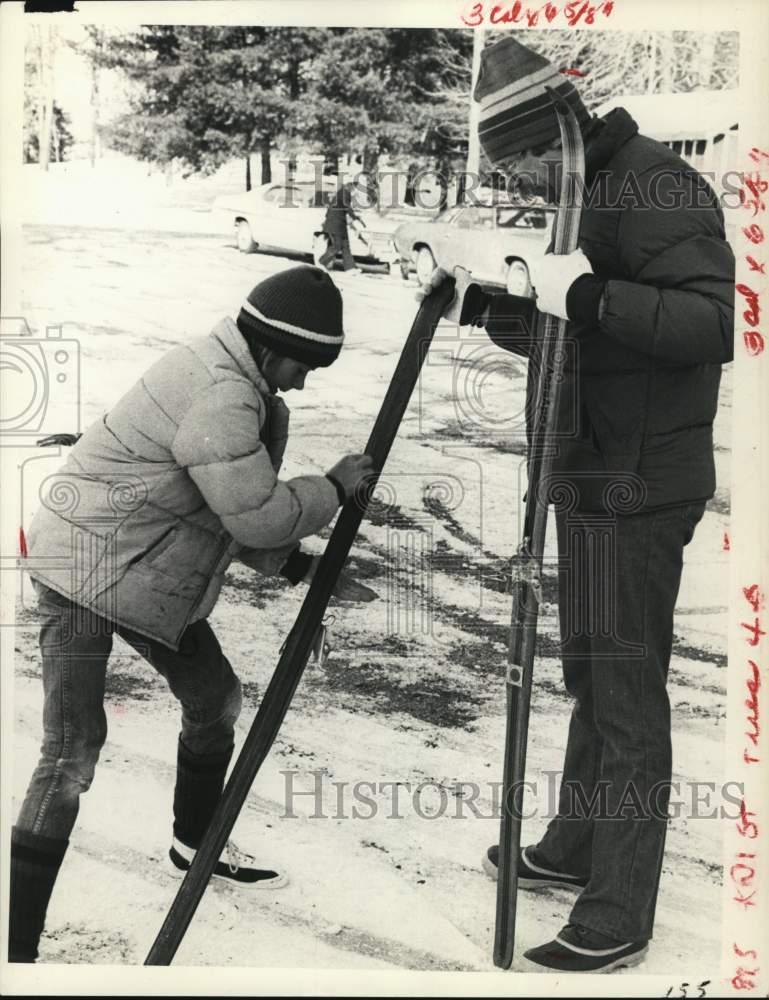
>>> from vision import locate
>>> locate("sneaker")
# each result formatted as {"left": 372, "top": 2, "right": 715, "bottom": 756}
{"left": 524, "top": 922, "right": 649, "bottom": 973}
{"left": 482, "top": 845, "right": 588, "bottom": 892}
{"left": 169, "top": 836, "right": 288, "bottom": 890}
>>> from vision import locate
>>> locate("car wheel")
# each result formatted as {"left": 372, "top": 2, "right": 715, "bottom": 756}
{"left": 505, "top": 259, "right": 531, "bottom": 297}
{"left": 236, "top": 220, "right": 256, "bottom": 253}
{"left": 313, "top": 232, "right": 332, "bottom": 268}
{"left": 415, "top": 246, "right": 436, "bottom": 285}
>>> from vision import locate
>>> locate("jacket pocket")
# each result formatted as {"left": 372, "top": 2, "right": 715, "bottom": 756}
{"left": 144, "top": 526, "right": 179, "bottom": 565}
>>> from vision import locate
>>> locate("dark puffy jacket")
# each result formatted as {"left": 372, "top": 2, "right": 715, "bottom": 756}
{"left": 483, "top": 107, "right": 734, "bottom": 511}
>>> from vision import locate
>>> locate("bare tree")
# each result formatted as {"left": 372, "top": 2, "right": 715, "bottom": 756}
{"left": 30, "top": 24, "right": 58, "bottom": 171}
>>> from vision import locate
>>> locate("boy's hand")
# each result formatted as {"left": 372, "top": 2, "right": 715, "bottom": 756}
{"left": 327, "top": 453, "right": 374, "bottom": 498}
{"left": 415, "top": 264, "right": 472, "bottom": 323}
{"left": 332, "top": 572, "right": 378, "bottom": 602}
{"left": 303, "top": 557, "right": 378, "bottom": 602}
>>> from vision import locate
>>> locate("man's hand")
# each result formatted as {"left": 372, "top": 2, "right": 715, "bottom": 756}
{"left": 303, "top": 556, "right": 378, "bottom": 602}
{"left": 326, "top": 453, "right": 374, "bottom": 499}
{"left": 415, "top": 264, "right": 473, "bottom": 323}
{"left": 530, "top": 248, "right": 593, "bottom": 320}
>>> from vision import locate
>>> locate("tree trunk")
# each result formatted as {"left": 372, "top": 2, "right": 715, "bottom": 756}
{"left": 437, "top": 157, "right": 450, "bottom": 214}
{"left": 245, "top": 154, "right": 252, "bottom": 192}
{"left": 466, "top": 28, "right": 485, "bottom": 182}
{"left": 260, "top": 139, "right": 271, "bottom": 185}
{"left": 646, "top": 32, "right": 656, "bottom": 95}
{"left": 90, "top": 33, "right": 101, "bottom": 168}
{"left": 696, "top": 32, "right": 716, "bottom": 88}
{"left": 657, "top": 33, "right": 675, "bottom": 93}
{"left": 39, "top": 25, "right": 56, "bottom": 171}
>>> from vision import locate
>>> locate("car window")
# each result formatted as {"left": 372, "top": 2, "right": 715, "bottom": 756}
{"left": 455, "top": 207, "right": 494, "bottom": 230}
{"left": 496, "top": 207, "right": 551, "bottom": 230}
{"left": 263, "top": 186, "right": 293, "bottom": 203}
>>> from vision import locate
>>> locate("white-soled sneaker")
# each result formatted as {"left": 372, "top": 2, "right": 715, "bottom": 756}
{"left": 482, "top": 844, "right": 588, "bottom": 891}
{"left": 169, "top": 836, "right": 288, "bottom": 890}
{"left": 524, "top": 922, "right": 649, "bottom": 973}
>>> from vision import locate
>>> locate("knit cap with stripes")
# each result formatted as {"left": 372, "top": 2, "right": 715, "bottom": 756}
{"left": 236, "top": 265, "right": 344, "bottom": 368}
{"left": 474, "top": 36, "right": 590, "bottom": 166}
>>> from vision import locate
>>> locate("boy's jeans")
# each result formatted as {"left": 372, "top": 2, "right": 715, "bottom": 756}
{"left": 529, "top": 499, "right": 707, "bottom": 943}
{"left": 15, "top": 582, "right": 242, "bottom": 843}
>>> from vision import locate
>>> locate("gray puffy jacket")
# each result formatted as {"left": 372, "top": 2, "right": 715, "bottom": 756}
{"left": 26, "top": 317, "right": 339, "bottom": 649}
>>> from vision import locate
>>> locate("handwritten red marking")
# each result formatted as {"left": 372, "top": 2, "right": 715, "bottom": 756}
{"left": 460, "top": 0, "right": 613, "bottom": 26}
{"left": 749, "top": 147, "right": 769, "bottom": 164}
{"left": 560, "top": 68, "right": 587, "bottom": 76}
{"left": 735, "top": 943, "right": 759, "bottom": 960}
{"left": 744, "top": 659, "right": 760, "bottom": 751}
{"left": 741, "top": 618, "right": 766, "bottom": 646}
{"left": 724, "top": 531, "right": 731, "bottom": 551}
{"left": 461, "top": 2, "right": 483, "bottom": 24}
{"left": 737, "top": 799, "right": 759, "bottom": 839}
{"left": 743, "top": 330, "right": 765, "bottom": 356}
{"left": 731, "top": 966, "right": 759, "bottom": 989}
{"left": 741, "top": 173, "right": 768, "bottom": 216}
{"left": 746, "top": 255, "right": 766, "bottom": 274}
{"left": 19, "top": 527, "right": 27, "bottom": 559}
{"left": 737, "top": 283, "right": 761, "bottom": 326}
{"left": 731, "top": 862, "right": 756, "bottom": 890}
{"left": 742, "top": 224, "right": 764, "bottom": 244}
{"left": 743, "top": 584, "right": 763, "bottom": 612}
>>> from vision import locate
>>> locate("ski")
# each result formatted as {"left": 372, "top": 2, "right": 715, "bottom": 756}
{"left": 493, "top": 87, "right": 587, "bottom": 970}
{"left": 144, "top": 278, "right": 456, "bottom": 966}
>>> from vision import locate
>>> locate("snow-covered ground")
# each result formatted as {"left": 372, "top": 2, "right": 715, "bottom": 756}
{"left": 9, "top": 215, "right": 731, "bottom": 975}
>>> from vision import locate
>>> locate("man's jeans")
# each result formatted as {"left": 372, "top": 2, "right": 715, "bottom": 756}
{"left": 529, "top": 500, "right": 707, "bottom": 943}
{"left": 319, "top": 230, "right": 356, "bottom": 271}
{"left": 15, "top": 582, "right": 243, "bottom": 843}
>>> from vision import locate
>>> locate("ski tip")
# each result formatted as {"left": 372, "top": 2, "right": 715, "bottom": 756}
{"left": 544, "top": 85, "right": 571, "bottom": 117}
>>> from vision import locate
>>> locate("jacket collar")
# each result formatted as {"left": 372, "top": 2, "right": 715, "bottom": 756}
{"left": 211, "top": 316, "right": 273, "bottom": 396}
{"left": 584, "top": 107, "right": 640, "bottom": 184}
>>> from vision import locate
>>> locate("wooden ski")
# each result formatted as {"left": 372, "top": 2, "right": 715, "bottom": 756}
{"left": 145, "top": 278, "right": 455, "bottom": 965}
{"left": 493, "top": 87, "right": 587, "bottom": 970}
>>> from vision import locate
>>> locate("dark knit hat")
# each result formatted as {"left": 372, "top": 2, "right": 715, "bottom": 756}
{"left": 236, "top": 265, "right": 344, "bottom": 368}
{"left": 474, "top": 37, "right": 590, "bottom": 166}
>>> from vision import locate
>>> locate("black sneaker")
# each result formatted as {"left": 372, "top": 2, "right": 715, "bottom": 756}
{"left": 482, "top": 845, "right": 588, "bottom": 892}
{"left": 524, "top": 923, "right": 649, "bottom": 973}
{"left": 169, "top": 837, "right": 288, "bottom": 890}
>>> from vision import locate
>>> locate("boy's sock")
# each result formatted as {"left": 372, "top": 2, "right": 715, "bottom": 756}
{"left": 9, "top": 826, "right": 69, "bottom": 962}
{"left": 172, "top": 737, "right": 234, "bottom": 849}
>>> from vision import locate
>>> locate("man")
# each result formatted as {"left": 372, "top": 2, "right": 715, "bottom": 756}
{"left": 10, "top": 265, "right": 376, "bottom": 963}
{"left": 318, "top": 173, "right": 373, "bottom": 273}
{"left": 420, "top": 37, "right": 734, "bottom": 972}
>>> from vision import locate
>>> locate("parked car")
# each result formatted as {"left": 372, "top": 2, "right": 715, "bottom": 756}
{"left": 393, "top": 202, "right": 555, "bottom": 296}
{"left": 211, "top": 180, "right": 398, "bottom": 269}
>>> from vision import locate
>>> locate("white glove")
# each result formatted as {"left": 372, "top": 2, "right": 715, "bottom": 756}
{"left": 530, "top": 248, "right": 593, "bottom": 320}
{"left": 415, "top": 264, "right": 473, "bottom": 323}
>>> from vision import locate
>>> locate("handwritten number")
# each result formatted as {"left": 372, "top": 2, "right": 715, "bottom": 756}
{"left": 665, "top": 982, "right": 710, "bottom": 999}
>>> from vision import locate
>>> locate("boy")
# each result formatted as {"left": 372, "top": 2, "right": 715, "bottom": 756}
{"left": 10, "top": 264, "right": 375, "bottom": 963}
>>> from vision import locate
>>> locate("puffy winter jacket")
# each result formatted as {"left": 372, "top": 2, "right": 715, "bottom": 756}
{"left": 483, "top": 107, "right": 735, "bottom": 511}
{"left": 26, "top": 317, "right": 339, "bottom": 649}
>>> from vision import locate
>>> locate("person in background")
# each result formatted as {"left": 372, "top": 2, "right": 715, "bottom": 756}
{"left": 318, "top": 172, "right": 374, "bottom": 273}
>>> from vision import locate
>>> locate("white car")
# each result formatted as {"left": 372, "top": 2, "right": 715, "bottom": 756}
{"left": 394, "top": 202, "right": 555, "bottom": 296}
{"left": 211, "top": 180, "right": 398, "bottom": 268}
